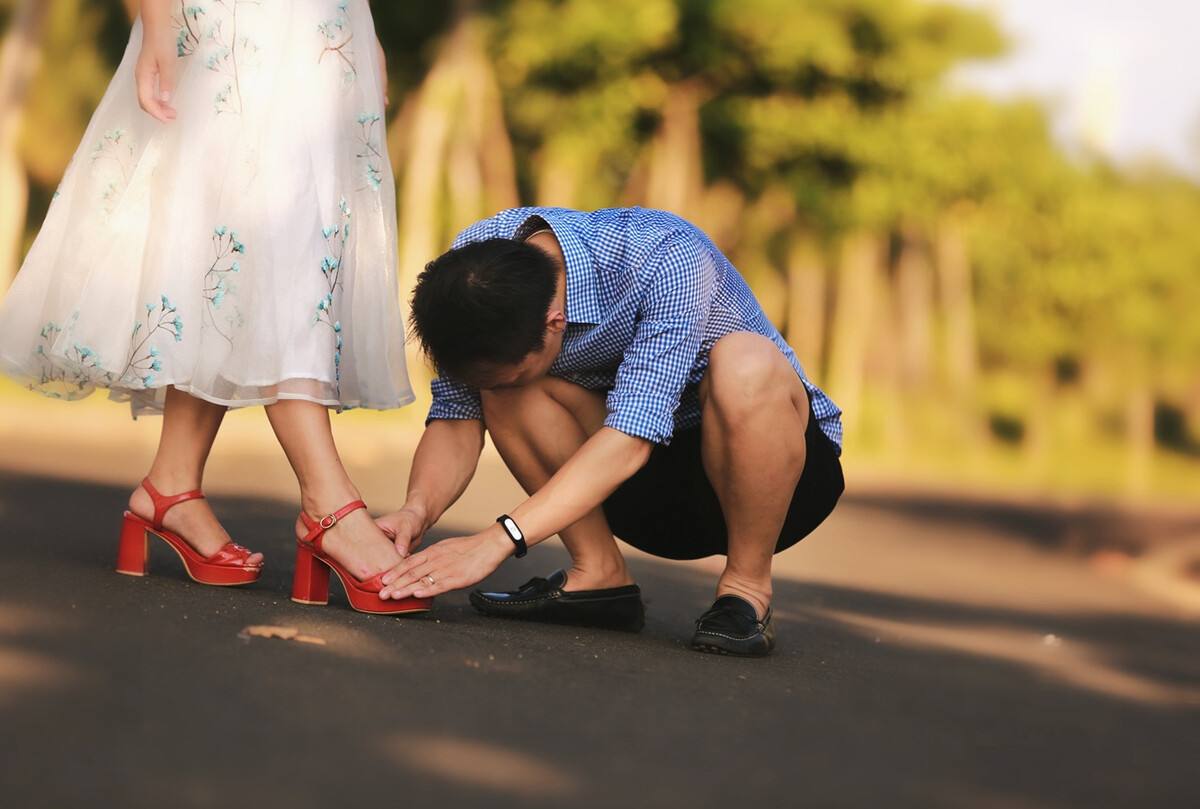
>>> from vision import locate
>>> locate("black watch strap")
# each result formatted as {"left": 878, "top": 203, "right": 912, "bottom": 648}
{"left": 497, "top": 514, "right": 527, "bottom": 558}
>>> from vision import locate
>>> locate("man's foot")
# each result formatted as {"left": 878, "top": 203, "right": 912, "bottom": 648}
{"left": 469, "top": 569, "right": 645, "bottom": 632}
{"left": 691, "top": 595, "right": 776, "bottom": 657}
{"left": 295, "top": 495, "right": 403, "bottom": 582}
{"left": 128, "top": 481, "right": 264, "bottom": 566}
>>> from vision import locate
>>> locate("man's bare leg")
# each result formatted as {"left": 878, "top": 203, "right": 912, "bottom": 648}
{"left": 699, "top": 333, "right": 811, "bottom": 619}
{"left": 481, "top": 378, "right": 633, "bottom": 590}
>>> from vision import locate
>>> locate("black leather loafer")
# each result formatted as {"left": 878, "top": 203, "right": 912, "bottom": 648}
{"left": 691, "top": 595, "right": 775, "bottom": 657}
{"left": 469, "top": 569, "right": 645, "bottom": 632}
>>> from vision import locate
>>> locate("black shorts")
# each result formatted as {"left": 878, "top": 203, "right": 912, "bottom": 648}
{"left": 602, "top": 404, "right": 845, "bottom": 560}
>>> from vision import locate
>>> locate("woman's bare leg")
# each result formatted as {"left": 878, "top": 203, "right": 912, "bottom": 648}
{"left": 264, "top": 398, "right": 402, "bottom": 579}
{"left": 127, "top": 386, "right": 263, "bottom": 563}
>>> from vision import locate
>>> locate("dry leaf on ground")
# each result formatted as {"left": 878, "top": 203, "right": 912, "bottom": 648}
{"left": 239, "top": 625, "right": 327, "bottom": 645}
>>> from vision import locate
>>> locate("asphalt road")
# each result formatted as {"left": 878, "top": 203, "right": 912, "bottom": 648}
{"left": 0, "top": 470, "right": 1197, "bottom": 809}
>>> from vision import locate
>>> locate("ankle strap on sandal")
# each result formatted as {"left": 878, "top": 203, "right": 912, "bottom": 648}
{"left": 141, "top": 477, "right": 205, "bottom": 530}
{"left": 299, "top": 500, "right": 367, "bottom": 552}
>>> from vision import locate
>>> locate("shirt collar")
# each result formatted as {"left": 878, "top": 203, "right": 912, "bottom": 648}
{"left": 517, "top": 211, "right": 602, "bottom": 326}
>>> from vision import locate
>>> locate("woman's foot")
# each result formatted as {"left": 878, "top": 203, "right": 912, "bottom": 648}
{"left": 295, "top": 490, "right": 402, "bottom": 581}
{"left": 128, "top": 478, "right": 265, "bottom": 567}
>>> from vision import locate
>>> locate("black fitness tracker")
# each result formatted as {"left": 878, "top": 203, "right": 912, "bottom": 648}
{"left": 496, "top": 514, "right": 527, "bottom": 558}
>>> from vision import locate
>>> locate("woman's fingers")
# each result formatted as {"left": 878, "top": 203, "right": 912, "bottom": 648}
{"left": 135, "top": 53, "right": 177, "bottom": 123}
{"left": 135, "top": 60, "right": 159, "bottom": 118}
{"left": 157, "top": 53, "right": 178, "bottom": 115}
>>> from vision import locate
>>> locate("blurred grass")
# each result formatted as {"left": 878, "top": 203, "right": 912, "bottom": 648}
{"left": 3, "top": 373, "right": 1195, "bottom": 507}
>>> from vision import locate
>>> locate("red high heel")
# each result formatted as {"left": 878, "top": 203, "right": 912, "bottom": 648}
{"left": 290, "top": 500, "right": 431, "bottom": 615}
{"left": 116, "top": 478, "right": 263, "bottom": 586}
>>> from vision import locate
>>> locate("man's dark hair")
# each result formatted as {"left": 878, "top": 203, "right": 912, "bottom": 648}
{"left": 409, "top": 238, "right": 559, "bottom": 378}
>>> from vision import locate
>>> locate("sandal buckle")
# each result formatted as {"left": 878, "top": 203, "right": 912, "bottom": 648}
{"left": 319, "top": 514, "right": 338, "bottom": 529}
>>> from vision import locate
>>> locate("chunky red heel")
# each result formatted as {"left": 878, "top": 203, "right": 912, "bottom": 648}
{"left": 116, "top": 478, "right": 263, "bottom": 586}
{"left": 291, "top": 543, "right": 331, "bottom": 605}
{"left": 290, "top": 500, "right": 431, "bottom": 615}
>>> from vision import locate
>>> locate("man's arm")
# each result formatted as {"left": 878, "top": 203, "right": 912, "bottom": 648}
{"left": 377, "top": 419, "right": 485, "bottom": 554}
{"left": 508, "top": 426, "right": 651, "bottom": 545}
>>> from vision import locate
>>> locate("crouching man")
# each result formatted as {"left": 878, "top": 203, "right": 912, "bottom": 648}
{"left": 376, "top": 207, "right": 844, "bottom": 656}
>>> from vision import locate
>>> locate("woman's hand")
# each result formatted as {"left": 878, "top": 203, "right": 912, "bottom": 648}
{"left": 135, "top": 14, "right": 178, "bottom": 123}
{"left": 375, "top": 36, "right": 389, "bottom": 108}
{"left": 376, "top": 505, "right": 427, "bottom": 557}
{"left": 378, "top": 526, "right": 513, "bottom": 600}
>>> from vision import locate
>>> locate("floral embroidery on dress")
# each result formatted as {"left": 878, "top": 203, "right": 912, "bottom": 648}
{"left": 355, "top": 112, "right": 384, "bottom": 192}
{"left": 206, "top": 0, "right": 262, "bottom": 115}
{"left": 30, "top": 321, "right": 112, "bottom": 397}
{"left": 91, "top": 128, "right": 135, "bottom": 212}
{"left": 205, "top": 226, "right": 245, "bottom": 343}
{"left": 318, "top": 1, "right": 356, "bottom": 84}
{"left": 313, "top": 198, "right": 351, "bottom": 394}
{"left": 121, "top": 296, "right": 183, "bottom": 388}
{"left": 174, "top": 2, "right": 206, "bottom": 57}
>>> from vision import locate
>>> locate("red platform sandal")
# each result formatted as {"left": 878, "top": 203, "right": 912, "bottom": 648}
{"left": 291, "top": 500, "right": 431, "bottom": 615}
{"left": 116, "top": 478, "right": 263, "bottom": 586}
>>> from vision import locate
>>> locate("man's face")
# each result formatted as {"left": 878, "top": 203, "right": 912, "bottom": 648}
{"left": 468, "top": 314, "right": 567, "bottom": 391}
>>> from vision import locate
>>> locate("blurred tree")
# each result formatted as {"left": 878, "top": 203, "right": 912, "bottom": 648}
{"left": 0, "top": 0, "right": 49, "bottom": 289}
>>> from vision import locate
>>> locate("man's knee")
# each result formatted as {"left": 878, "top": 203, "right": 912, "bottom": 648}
{"left": 703, "top": 333, "right": 803, "bottom": 421}
{"left": 480, "top": 376, "right": 606, "bottom": 432}
{"left": 479, "top": 377, "right": 553, "bottom": 425}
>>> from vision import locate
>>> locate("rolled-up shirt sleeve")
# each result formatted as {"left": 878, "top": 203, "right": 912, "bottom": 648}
{"left": 604, "top": 238, "right": 715, "bottom": 445}
{"left": 427, "top": 376, "right": 483, "bottom": 423}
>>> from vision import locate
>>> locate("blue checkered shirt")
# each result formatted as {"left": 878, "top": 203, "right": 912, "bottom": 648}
{"left": 427, "top": 207, "right": 842, "bottom": 451}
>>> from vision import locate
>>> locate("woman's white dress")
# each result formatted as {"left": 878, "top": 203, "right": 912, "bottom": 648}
{"left": 0, "top": 0, "right": 414, "bottom": 415}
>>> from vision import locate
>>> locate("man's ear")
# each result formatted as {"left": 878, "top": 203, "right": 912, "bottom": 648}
{"left": 546, "top": 308, "right": 567, "bottom": 334}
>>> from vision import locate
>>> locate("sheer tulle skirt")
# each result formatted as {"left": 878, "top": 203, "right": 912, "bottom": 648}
{"left": 0, "top": 0, "right": 413, "bottom": 415}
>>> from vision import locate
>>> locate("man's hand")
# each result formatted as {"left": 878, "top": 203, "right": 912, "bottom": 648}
{"left": 376, "top": 506, "right": 427, "bottom": 557}
{"left": 378, "top": 525, "right": 513, "bottom": 600}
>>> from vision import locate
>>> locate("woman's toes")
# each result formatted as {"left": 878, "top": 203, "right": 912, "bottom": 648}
{"left": 246, "top": 551, "right": 265, "bottom": 567}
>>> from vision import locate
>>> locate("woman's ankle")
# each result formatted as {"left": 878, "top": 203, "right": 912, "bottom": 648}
{"left": 299, "top": 482, "right": 363, "bottom": 521}
{"left": 142, "top": 467, "right": 204, "bottom": 493}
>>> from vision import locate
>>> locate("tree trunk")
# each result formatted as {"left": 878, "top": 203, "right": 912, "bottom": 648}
{"left": 894, "top": 231, "right": 933, "bottom": 389}
{"left": 934, "top": 212, "right": 981, "bottom": 444}
{"left": 395, "top": 22, "right": 466, "bottom": 396}
{"left": 535, "top": 141, "right": 579, "bottom": 209}
{"left": 826, "top": 232, "right": 883, "bottom": 443}
{"left": 784, "top": 235, "right": 826, "bottom": 381}
{"left": 642, "top": 82, "right": 704, "bottom": 219}
{"left": 1125, "top": 385, "right": 1155, "bottom": 496}
{"left": 395, "top": 5, "right": 520, "bottom": 395}
{"left": 1022, "top": 367, "right": 1054, "bottom": 475}
{"left": 459, "top": 22, "right": 518, "bottom": 214}
{"left": 0, "top": 0, "right": 50, "bottom": 290}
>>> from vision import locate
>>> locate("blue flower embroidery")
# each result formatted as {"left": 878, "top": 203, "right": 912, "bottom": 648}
{"left": 319, "top": 1, "right": 357, "bottom": 83}
{"left": 314, "top": 200, "right": 352, "bottom": 395}
{"left": 355, "top": 112, "right": 385, "bottom": 192}
{"left": 120, "top": 297, "right": 183, "bottom": 388}
{"left": 204, "top": 225, "right": 245, "bottom": 342}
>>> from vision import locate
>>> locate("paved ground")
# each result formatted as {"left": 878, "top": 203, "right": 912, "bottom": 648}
{"left": 1, "top": 464, "right": 1197, "bottom": 808}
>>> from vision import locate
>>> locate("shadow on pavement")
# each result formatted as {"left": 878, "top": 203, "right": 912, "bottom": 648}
{"left": 0, "top": 471, "right": 1196, "bottom": 809}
